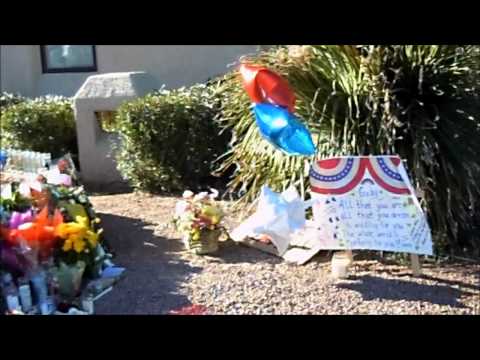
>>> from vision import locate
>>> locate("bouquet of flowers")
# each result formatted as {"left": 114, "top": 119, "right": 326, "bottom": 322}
{"left": 52, "top": 199, "right": 104, "bottom": 297}
{"left": 1, "top": 176, "right": 109, "bottom": 305}
{"left": 54, "top": 215, "right": 102, "bottom": 262}
{"left": 173, "top": 189, "right": 224, "bottom": 255}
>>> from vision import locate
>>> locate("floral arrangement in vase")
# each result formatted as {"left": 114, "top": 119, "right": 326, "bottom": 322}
{"left": 55, "top": 215, "right": 102, "bottom": 263}
{"left": 173, "top": 189, "right": 224, "bottom": 255}
{"left": 1, "top": 175, "right": 112, "bottom": 311}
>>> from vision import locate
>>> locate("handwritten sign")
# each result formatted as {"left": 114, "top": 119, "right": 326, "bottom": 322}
{"left": 308, "top": 156, "right": 433, "bottom": 255}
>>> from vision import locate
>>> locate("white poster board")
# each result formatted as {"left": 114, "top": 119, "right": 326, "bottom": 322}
{"left": 308, "top": 156, "right": 433, "bottom": 255}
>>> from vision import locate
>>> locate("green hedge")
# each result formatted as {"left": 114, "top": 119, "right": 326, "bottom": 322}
{"left": 0, "top": 92, "right": 26, "bottom": 109}
{"left": 0, "top": 96, "right": 77, "bottom": 158}
{"left": 113, "top": 84, "right": 229, "bottom": 193}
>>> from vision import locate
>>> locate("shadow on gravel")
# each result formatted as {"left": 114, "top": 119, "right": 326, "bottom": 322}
{"left": 205, "top": 241, "right": 332, "bottom": 266}
{"left": 371, "top": 266, "right": 480, "bottom": 293}
{"left": 93, "top": 213, "right": 203, "bottom": 314}
{"left": 336, "top": 275, "right": 470, "bottom": 308}
{"left": 207, "top": 240, "right": 283, "bottom": 265}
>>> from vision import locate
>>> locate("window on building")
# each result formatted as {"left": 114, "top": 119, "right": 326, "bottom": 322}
{"left": 40, "top": 45, "right": 97, "bottom": 73}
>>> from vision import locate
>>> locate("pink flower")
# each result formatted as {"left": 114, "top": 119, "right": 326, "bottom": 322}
{"left": 9, "top": 210, "right": 33, "bottom": 229}
{"left": 59, "top": 174, "right": 72, "bottom": 187}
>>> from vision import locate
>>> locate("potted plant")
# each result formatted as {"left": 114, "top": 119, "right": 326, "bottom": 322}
{"left": 53, "top": 215, "right": 103, "bottom": 298}
{"left": 173, "top": 189, "right": 224, "bottom": 255}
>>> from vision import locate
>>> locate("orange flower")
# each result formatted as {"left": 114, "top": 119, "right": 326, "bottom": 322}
{"left": 8, "top": 207, "right": 63, "bottom": 252}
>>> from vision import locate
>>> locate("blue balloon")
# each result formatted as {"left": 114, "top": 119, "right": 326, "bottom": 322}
{"left": 0, "top": 150, "right": 7, "bottom": 169}
{"left": 253, "top": 104, "right": 316, "bottom": 156}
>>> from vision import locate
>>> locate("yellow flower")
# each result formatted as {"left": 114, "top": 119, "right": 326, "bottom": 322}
{"left": 69, "top": 233, "right": 81, "bottom": 242}
{"left": 75, "top": 216, "right": 89, "bottom": 228}
{"left": 55, "top": 223, "right": 67, "bottom": 238}
{"left": 56, "top": 215, "right": 103, "bottom": 253}
{"left": 56, "top": 222, "right": 82, "bottom": 238}
{"left": 62, "top": 239, "right": 73, "bottom": 252}
{"left": 85, "top": 228, "right": 102, "bottom": 248}
{"left": 201, "top": 205, "right": 220, "bottom": 218}
{"left": 64, "top": 203, "right": 88, "bottom": 220}
{"left": 73, "top": 237, "right": 86, "bottom": 253}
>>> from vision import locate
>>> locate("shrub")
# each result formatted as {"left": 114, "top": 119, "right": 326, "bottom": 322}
{"left": 0, "top": 96, "right": 77, "bottom": 158}
{"left": 0, "top": 92, "right": 26, "bottom": 109}
{"left": 373, "top": 46, "right": 480, "bottom": 256}
{"left": 113, "top": 84, "right": 229, "bottom": 193}
{"left": 216, "top": 45, "right": 480, "bottom": 256}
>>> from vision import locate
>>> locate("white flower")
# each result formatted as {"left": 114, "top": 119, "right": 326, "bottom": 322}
{"left": 182, "top": 190, "right": 194, "bottom": 199}
{"left": 209, "top": 188, "right": 219, "bottom": 200}
{"left": 287, "top": 45, "right": 314, "bottom": 63}
{"left": 175, "top": 200, "right": 189, "bottom": 218}
{"left": 288, "top": 45, "right": 304, "bottom": 58}
{"left": 193, "top": 192, "right": 209, "bottom": 202}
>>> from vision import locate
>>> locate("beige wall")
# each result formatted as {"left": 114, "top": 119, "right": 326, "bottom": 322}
{"left": 1, "top": 45, "right": 261, "bottom": 97}
{"left": 1, "top": 45, "right": 42, "bottom": 97}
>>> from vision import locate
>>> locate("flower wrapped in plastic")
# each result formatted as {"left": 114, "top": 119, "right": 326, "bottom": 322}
{"left": 8, "top": 210, "right": 34, "bottom": 229}
{"left": 0, "top": 241, "right": 28, "bottom": 275}
{"left": 55, "top": 215, "right": 103, "bottom": 256}
{"left": 53, "top": 260, "right": 86, "bottom": 298}
{"left": 3, "top": 207, "right": 64, "bottom": 260}
{"left": 53, "top": 215, "right": 103, "bottom": 296}
{"left": 173, "top": 189, "right": 224, "bottom": 255}
{"left": 48, "top": 185, "right": 98, "bottom": 224}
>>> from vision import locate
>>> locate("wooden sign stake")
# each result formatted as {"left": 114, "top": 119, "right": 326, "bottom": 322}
{"left": 346, "top": 250, "right": 354, "bottom": 265}
{"left": 410, "top": 254, "right": 422, "bottom": 276}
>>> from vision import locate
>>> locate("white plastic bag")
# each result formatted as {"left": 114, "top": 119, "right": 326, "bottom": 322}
{"left": 230, "top": 185, "right": 308, "bottom": 255}
{"left": 45, "top": 168, "right": 72, "bottom": 186}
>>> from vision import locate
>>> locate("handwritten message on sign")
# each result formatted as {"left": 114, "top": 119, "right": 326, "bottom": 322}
{"left": 308, "top": 156, "right": 433, "bottom": 255}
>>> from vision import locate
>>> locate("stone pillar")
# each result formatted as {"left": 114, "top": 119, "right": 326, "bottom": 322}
{"left": 73, "top": 72, "right": 158, "bottom": 190}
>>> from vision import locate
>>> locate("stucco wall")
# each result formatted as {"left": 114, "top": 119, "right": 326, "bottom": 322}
{"left": 72, "top": 72, "right": 159, "bottom": 188}
{"left": 1, "top": 45, "right": 261, "bottom": 97}
{"left": 0, "top": 45, "right": 42, "bottom": 97}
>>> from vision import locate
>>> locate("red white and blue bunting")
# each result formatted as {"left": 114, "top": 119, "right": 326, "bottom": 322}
{"left": 310, "top": 156, "right": 411, "bottom": 195}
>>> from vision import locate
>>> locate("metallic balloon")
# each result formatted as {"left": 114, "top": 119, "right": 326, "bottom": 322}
{"left": 0, "top": 150, "right": 7, "bottom": 169}
{"left": 253, "top": 104, "right": 316, "bottom": 156}
{"left": 239, "top": 64, "right": 296, "bottom": 112}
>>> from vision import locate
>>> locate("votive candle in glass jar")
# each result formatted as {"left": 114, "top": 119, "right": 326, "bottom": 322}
{"left": 331, "top": 252, "right": 352, "bottom": 279}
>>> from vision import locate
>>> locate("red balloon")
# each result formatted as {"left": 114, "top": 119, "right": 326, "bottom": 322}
{"left": 239, "top": 64, "right": 263, "bottom": 103}
{"left": 239, "top": 64, "right": 296, "bottom": 112}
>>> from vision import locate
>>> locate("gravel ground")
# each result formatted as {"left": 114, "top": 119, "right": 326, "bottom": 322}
{"left": 90, "top": 192, "right": 480, "bottom": 315}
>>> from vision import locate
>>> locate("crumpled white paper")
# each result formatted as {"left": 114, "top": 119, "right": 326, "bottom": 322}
{"left": 45, "top": 168, "right": 72, "bottom": 186}
{"left": 230, "top": 185, "right": 309, "bottom": 256}
{"left": 1, "top": 176, "right": 43, "bottom": 199}
{"left": 1, "top": 183, "right": 13, "bottom": 199}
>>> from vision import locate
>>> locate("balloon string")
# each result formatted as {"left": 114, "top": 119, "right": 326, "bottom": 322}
{"left": 300, "top": 160, "right": 305, "bottom": 201}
